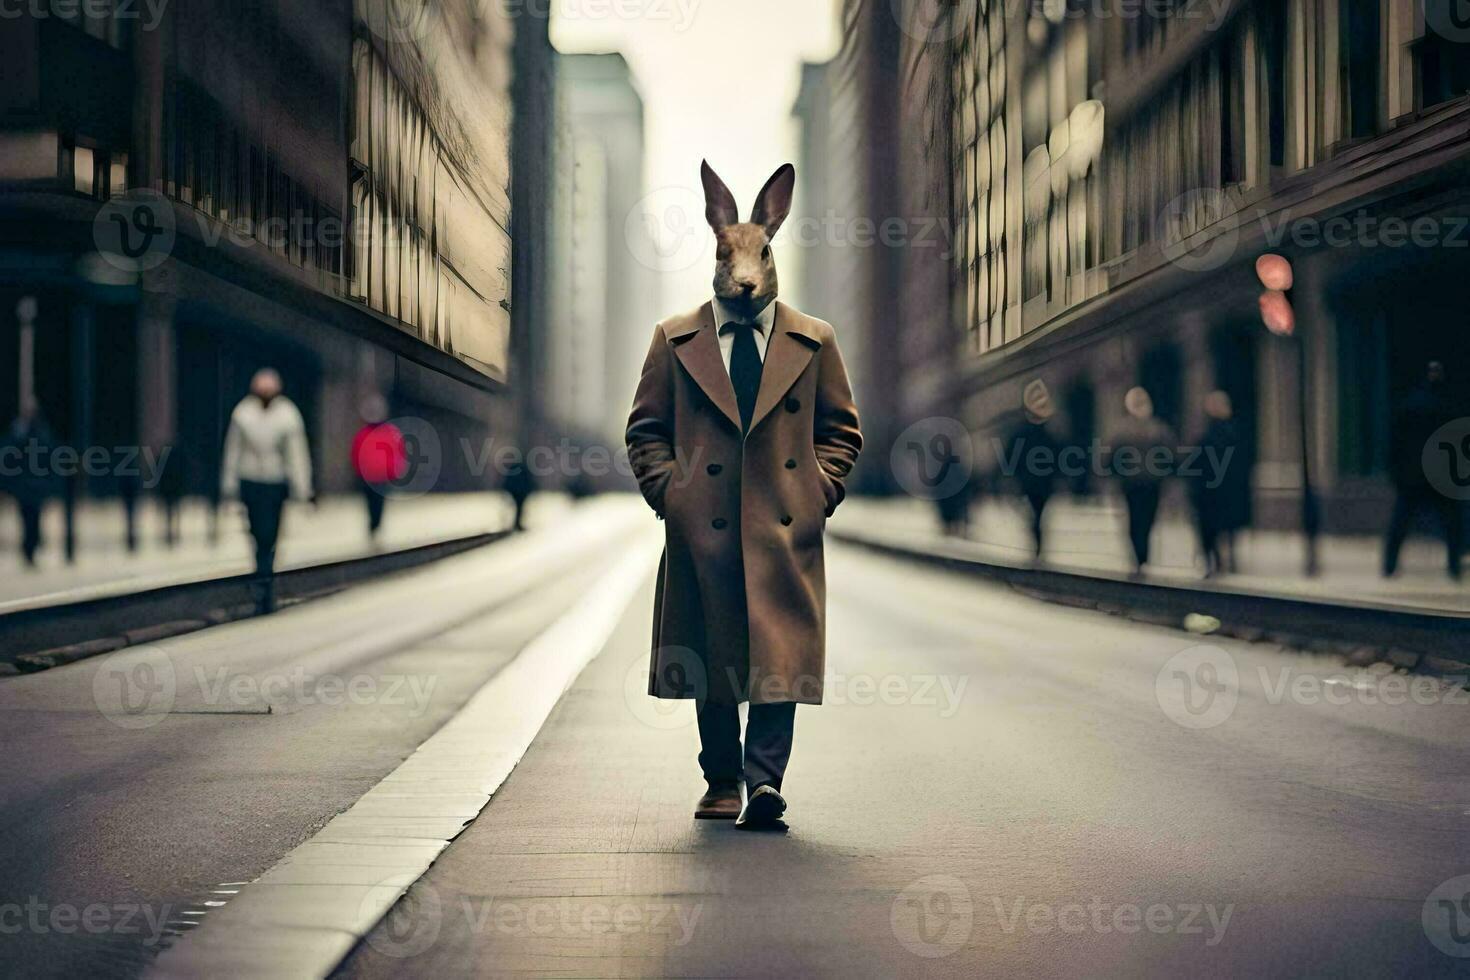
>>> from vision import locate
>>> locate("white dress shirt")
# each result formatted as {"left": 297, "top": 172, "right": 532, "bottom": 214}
{"left": 713, "top": 295, "right": 775, "bottom": 374}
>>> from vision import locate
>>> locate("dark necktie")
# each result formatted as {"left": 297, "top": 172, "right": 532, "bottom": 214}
{"left": 725, "top": 322, "right": 763, "bottom": 433}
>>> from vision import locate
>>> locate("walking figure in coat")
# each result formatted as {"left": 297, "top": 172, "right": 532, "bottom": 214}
{"left": 626, "top": 161, "right": 863, "bottom": 829}
{"left": 221, "top": 369, "right": 314, "bottom": 613}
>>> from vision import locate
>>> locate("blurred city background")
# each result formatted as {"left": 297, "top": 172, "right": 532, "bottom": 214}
{"left": 3, "top": 3, "right": 1470, "bottom": 978}
{"left": 2, "top": 0, "right": 1469, "bottom": 609}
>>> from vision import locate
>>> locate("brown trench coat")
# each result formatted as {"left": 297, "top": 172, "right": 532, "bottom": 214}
{"left": 625, "top": 300, "right": 862, "bottom": 705}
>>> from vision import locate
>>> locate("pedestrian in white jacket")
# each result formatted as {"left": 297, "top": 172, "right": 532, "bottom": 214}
{"left": 221, "top": 368, "right": 313, "bottom": 611}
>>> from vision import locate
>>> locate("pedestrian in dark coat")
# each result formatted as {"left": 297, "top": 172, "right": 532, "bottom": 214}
{"left": 1003, "top": 379, "right": 1061, "bottom": 558}
{"left": 626, "top": 161, "right": 862, "bottom": 828}
{"left": 1383, "top": 361, "right": 1463, "bottom": 580}
{"left": 1190, "top": 390, "right": 1250, "bottom": 576}
{"left": 1112, "top": 386, "right": 1176, "bottom": 574}
{"left": 1, "top": 398, "right": 60, "bottom": 567}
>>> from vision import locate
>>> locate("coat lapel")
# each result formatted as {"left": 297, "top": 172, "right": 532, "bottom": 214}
{"left": 748, "top": 302, "right": 820, "bottom": 434}
{"left": 671, "top": 303, "right": 742, "bottom": 430}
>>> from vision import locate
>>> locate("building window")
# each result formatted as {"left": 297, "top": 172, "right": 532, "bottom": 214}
{"left": 55, "top": 0, "right": 128, "bottom": 49}
{"left": 951, "top": 0, "right": 1013, "bottom": 352}
{"left": 1340, "top": 0, "right": 1381, "bottom": 138}
{"left": 1220, "top": 30, "right": 1247, "bottom": 185}
{"left": 1419, "top": 1, "right": 1470, "bottom": 109}
{"left": 1261, "top": 0, "right": 1288, "bottom": 167}
{"left": 72, "top": 145, "right": 95, "bottom": 195}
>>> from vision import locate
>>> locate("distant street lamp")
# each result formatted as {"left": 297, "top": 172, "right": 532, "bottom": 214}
{"left": 1255, "top": 254, "right": 1319, "bottom": 576}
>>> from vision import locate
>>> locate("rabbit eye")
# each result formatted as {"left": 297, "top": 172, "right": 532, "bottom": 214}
{"left": 761, "top": 245, "right": 771, "bottom": 261}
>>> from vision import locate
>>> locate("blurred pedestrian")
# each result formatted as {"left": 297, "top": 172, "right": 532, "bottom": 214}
{"left": 1383, "top": 361, "right": 1462, "bottom": 580}
{"left": 351, "top": 394, "right": 405, "bottom": 540}
{"left": 567, "top": 471, "right": 595, "bottom": 500}
{"left": 1002, "top": 379, "right": 1060, "bottom": 557}
{"left": 156, "top": 446, "right": 185, "bottom": 548}
{"left": 221, "top": 369, "right": 313, "bottom": 612}
{"left": 1190, "top": 391, "right": 1250, "bottom": 577}
{"left": 502, "top": 451, "right": 536, "bottom": 532}
{"left": 934, "top": 471, "right": 973, "bottom": 537}
{"left": 1, "top": 397, "right": 61, "bottom": 567}
{"left": 1113, "top": 386, "right": 1176, "bottom": 575}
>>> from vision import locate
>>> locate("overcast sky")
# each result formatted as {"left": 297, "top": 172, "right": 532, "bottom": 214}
{"left": 552, "top": 0, "right": 841, "bottom": 310}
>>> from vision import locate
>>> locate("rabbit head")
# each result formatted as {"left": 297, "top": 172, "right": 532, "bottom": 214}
{"left": 700, "top": 160, "right": 795, "bottom": 321}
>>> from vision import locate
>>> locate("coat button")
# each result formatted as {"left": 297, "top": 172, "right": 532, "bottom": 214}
{"left": 707, "top": 463, "right": 722, "bottom": 475}
{"left": 780, "top": 515, "right": 793, "bottom": 526}
{"left": 784, "top": 458, "right": 797, "bottom": 469}
{"left": 785, "top": 397, "right": 800, "bottom": 413}
{"left": 712, "top": 518, "right": 728, "bottom": 530}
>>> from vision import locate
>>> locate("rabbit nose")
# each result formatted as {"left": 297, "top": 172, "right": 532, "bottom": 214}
{"left": 738, "top": 280, "right": 756, "bottom": 293}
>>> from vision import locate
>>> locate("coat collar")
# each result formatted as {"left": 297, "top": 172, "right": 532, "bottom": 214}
{"left": 711, "top": 294, "right": 777, "bottom": 337}
{"left": 665, "top": 301, "right": 822, "bottom": 435}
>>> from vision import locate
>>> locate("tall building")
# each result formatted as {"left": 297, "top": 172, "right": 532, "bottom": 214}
{"left": 0, "top": 0, "right": 534, "bottom": 504}
{"left": 806, "top": 0, "right": 1470, "bottom": 529}
{"left": 545, "top": 52, "right": 653, "bottom": 463}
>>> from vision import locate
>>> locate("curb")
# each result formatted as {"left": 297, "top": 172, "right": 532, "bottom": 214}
{"left": 1, "top": 532, "right": 509, "bottom": 675}
{"left": 830, "top": 529, "right": 1470, "bottom": 677}
{"left": 146, "top": 535, "right": 662, "bottom": 979}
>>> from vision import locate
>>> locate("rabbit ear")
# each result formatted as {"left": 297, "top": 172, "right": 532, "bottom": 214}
{"left": 700, "top": 160, "right": 739, "bottom": 232}
{"left": 750, "top": 163, "right": 795, "bottom": 237}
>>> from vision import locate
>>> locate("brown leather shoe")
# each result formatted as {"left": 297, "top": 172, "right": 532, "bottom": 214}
{"left": 694, "top": 783, "right": 742, "bottom": 820}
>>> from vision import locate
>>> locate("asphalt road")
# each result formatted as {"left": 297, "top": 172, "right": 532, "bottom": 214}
{"left": 4, "top": 508, "right": 1470, "bottom": 977}
{"left": 337, "top": 540, "right": 1470, "bottom": 979}
{"left": 0, "top": 500, "right": 642, "bottom": 979}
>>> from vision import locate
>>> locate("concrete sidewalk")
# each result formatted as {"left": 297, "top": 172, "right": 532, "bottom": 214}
{"left": 830, "top": 494, "right": 1470, "bottom": 613}
{"left": 0, "top": 492, "right": 540, "bottom": 613}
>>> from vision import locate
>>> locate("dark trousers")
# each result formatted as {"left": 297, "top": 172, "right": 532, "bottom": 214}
{"left": 362, "top": 482, "right": 387, "bottom": 536}
{"left": 696, "top": 700, "right": 797, "bottom": 793}
{"left": 18, "top": 501, "right": 42, "bottom": 565}
{"left": 1023, "top": 488, "right": 1051, "bottom": 557}
{"left": 1384, "top": 486, "right": 1463, "bottom": 578}
{"left": 1123, "top": 483, "right": 1161, "bottom": 568}
{"left": 239, "top": 480, "right": 288, "bottom": 608}
{"left": 1197, "top": 518, "right": 1235, "bottom": 575}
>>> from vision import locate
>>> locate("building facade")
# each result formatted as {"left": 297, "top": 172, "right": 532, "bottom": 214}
{"left": 543, "top": 52, "right": 654, "bottom": 465}
{"left": 807, "top": 0, "right": 1470, "bottom": 530}
{"left": 0, "top": 0, "right": 536, "bottom": 520}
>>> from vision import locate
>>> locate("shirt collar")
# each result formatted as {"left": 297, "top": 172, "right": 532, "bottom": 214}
{"left": 712, "top": 296, "right": 776, "bottom": 336}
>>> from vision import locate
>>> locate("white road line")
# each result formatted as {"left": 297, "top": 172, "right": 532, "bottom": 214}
{"left": 148, "top": 530, "right": 663, "bottom": 979}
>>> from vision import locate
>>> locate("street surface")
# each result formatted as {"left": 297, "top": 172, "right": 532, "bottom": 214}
{"left": 0, "top": 499, "right": 639, "bottom": 977}
{"left": 1, "top": 499, "right": 1468, "bottom": 977}
{"left": 338, "top": 527, "right": 1470, "bottom": 977}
